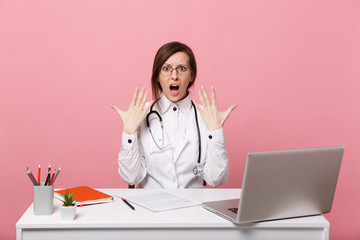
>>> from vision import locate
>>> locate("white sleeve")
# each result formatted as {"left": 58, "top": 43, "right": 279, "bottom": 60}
{"left": 202, "top": 128, "right": 230, "bottom": 187}
{"left": 118, "top": 131, "right": 146, "bottom": 185}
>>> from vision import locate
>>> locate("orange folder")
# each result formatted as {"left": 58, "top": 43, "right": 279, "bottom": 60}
{"left": 54, "top": 186, "right": 114, "bottom": 206}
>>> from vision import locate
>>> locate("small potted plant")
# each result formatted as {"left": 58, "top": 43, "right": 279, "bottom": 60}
{"left": 60, "top": 189, "right": 77, "bottom": 220}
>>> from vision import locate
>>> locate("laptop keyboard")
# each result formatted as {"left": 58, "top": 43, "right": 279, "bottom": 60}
{"left": 228, "top": 208, "right": 238, "bottom": 214}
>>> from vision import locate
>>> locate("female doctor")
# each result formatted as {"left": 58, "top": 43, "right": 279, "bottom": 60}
{"left": 111, "top": 42, "right": 237, "bottom": 188}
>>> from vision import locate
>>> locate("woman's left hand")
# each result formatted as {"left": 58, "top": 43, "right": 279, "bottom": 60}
{"left": 193, "top": 86, "right": 237, "bottom": 130}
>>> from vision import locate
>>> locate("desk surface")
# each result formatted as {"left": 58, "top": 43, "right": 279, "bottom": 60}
{"left": 17, "top": 188, "right": 328, "bottom": 229}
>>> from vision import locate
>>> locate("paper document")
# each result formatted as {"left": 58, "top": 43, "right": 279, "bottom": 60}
{"left": 116, "top": 190, "right": 200, "bottom": 212}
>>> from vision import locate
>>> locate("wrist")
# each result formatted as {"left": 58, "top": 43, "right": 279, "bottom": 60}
{"left": 123, "top": 126, "right": 137, "bottom": 135}
{"left": 207, "top": 122, "right": 222, "bottom": 131}
{"left": 209, "top": 126, "right": 222, "bottom": 131}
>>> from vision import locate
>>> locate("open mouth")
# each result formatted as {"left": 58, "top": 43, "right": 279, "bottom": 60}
{"left": 170, "top": 85, "right": 179, "bottom": 91}
{"left": 169, "top": 85, "right": 180, "bottom": 96}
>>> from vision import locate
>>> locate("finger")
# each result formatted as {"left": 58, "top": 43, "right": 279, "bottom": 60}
{"left": 110, "top": 105, "right": 125, "bottom": 118}
{"left": 117, "top": 109, "right": 125, "bottom": 120}
{"left": 110, "top": 104, "right": 120, "bottom": 112}
{"left": 144, "top": 100, "right": 154, "bottom": 113}
{"left": 192, "top": 100, "right": 202, "bottom": 113}
{"left": 136, "top": 87, "right": 146, "bottom": 106}
{"left": 198, "top": 89, "right": 206, "bottom": 108}
{"left": 202, "top": 87, "right": 211, "bottom": 107}
{"left": 130, "top": 88, "right": 139, "bottom": 108}
{"left": 140, "top": 89, "right": 148, "bottom": 110}
{"left": 224, "top": 104, "right": 237, "bottom": 119}
{"left": 211, "top": 86, "right": 217, "bottom": 106}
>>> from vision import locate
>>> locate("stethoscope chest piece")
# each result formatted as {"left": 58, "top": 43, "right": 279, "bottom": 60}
{"left": 193, "top": 164, "right": 203, "bottom": 176}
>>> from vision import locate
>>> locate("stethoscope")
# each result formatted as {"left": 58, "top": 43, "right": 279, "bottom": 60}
{"left": 146, "top": 101, "right": 203, "bottom": 176}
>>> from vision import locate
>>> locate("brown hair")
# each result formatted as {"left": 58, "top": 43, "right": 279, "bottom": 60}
{"left": 151, "top": 41, "right": 197, "bottom": 102}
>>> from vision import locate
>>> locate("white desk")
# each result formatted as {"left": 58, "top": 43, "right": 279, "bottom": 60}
{"left": 16, "top": 189, "right": 329, "bottom": 240}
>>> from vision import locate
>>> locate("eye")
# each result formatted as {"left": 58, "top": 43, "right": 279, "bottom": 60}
{"left": 178, "top": 66, "right": 187, "bottom": 72}
{"left": 162, "top": 66, "right": 170, "bottom": 72}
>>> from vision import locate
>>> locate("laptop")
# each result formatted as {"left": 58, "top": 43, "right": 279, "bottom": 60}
{"left": 202, "top": 146, "right": 344, "bottom": 224}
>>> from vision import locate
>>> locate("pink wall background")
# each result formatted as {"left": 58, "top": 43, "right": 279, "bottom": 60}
{"left": 0, "top": 0, "right": 359, "bottom": 239}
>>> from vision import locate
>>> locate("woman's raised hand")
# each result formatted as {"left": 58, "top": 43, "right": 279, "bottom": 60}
{"left": 111, "top": 87, "right": 153, "bottom": 134}
{"left": 193, "top": 86, "right": 237, "bottom": 131}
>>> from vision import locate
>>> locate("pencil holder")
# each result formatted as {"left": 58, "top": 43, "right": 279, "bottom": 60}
{"left": 33, "top": 182, "right": 54, "bottom": 215}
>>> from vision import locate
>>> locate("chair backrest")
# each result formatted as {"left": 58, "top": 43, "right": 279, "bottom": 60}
{"left": 128, "top": 180, "right": 206, "bottom": 188}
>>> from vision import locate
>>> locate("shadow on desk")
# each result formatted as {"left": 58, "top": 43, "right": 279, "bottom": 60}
{"left": 128, "top": 180, "right": 207, "bottom": 188}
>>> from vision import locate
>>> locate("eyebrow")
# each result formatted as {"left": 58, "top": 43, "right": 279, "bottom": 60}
{"left": 162, "top": 63, "right": 188, "bottom": 67}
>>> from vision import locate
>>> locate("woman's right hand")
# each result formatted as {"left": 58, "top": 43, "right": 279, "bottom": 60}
{"left": 111, "top": 87, "right": 153, "bottom": 135}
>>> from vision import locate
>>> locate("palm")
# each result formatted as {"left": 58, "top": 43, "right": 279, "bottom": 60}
{"left": 194, "top": 87, "right": 236, "bottom": 130}
{"left": 111, "top": 87, "right": 153, "bottom": 134}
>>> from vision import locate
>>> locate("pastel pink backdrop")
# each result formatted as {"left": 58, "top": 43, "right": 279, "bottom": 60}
{"left": 0, "top": 1, "right": 359, "bottom": 239}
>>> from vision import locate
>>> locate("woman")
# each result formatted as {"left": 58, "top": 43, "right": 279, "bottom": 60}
{"left": 111, "top": 42, "right": 236, "bottom": 188}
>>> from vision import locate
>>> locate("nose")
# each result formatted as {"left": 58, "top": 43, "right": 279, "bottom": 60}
{"left": 170, "top": 68, "right": 179, "bottom": 80}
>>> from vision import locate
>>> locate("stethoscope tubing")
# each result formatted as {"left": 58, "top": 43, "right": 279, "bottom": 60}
{"left": 146, "top": 101, "right": 201, "bottom": 165}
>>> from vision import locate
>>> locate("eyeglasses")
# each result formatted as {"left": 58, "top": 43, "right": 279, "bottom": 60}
{"left": 159, "top": 65, "right": 191, "bottom": 76}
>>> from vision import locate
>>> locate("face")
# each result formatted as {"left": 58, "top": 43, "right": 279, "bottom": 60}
{"left": 158, "top": 52, "right": 193, "bottom": 103}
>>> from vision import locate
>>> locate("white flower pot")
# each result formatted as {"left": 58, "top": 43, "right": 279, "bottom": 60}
{"left": 60, "top": 205, "right": 76, "bottom": 220}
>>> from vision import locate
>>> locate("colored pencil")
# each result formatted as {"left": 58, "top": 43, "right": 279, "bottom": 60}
{"left": 26, "top": 168, "right": 37, "bottom": 185}
{"left": 37, "top": 164, "right": 41, "bottom": 185}
{"left": 52, "top": 166, "right": 61, "bottom": 185}
{"left": 29, "top": 170, "right": 38, "bottom": 186}
{"left": 44, "top": 168, "right": 51, "bottom": 186}
{"left": 28, "top": 167, "right": 38, "bottom": 186}
{"left": 50, "top": 170, "right": 55, "bottom": 186}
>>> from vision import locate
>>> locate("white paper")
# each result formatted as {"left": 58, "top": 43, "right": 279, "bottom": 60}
{"left": 115, "top": 190, "right": 200, "bottom": 212}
